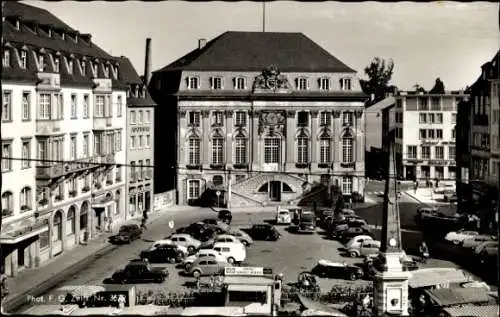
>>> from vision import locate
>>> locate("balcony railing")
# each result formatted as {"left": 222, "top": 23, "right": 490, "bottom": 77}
{"left": 36, "top": 157, "right": 97, "bottom": 180}
{"left": 93, "top": 117, "right": 114, "bottom": 130}
{"left": 36, "top": 119, "right": 63, "bottom": 135}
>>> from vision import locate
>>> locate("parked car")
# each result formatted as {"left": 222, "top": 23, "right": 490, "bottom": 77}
{"left": 111, "top": 260, "right": 168, "bottom": 284}
{"left": 150, "top": 240, "right": 188, "bottom": 255}
{"left": 226, "top": 228, "right": 253, "bottom": 246}
{"left": 444, "top": 229, "right": 479, "bottom": 245}
{"left": 297, "top": 211, "right": 316, "bottom": 233}
{"left": 347, "top": 240, "right": 381, "bottom": 258}
{"left": 202, "top": 218, "right": 219, "bottom": 226}
{"left": 336, "top": 227, "right": 374, "bottom": 242}
{"left": 140, "top": 244, "right": 186, "bottom": 263}
{"left": 200, "top": 234, "right": 245, "bottom": 249}
{"left": 474, "top": 241, "right": 498, "bottom": 257}
{"left": 218, "top": 210, "right": 233, "bottom": 224}
{"left": 213, "top": 242, "right": 246, "bottom": 264}
{"left": 462, "top": 235, "right": 497, "bottom": 249}
{"left": 109, "top": 224, "right": 142, "bottom": 244}
{"left": 276, "top": 209, "right": 292, "bottom": 225}
{"left": 185, "top": 256, "right": 229, "bottom": 278}
{"left": 183, "top": 249, "right": 227, "bottom": 270}
{"left": 415, "top": 206, "right": 439, "bottom": 221}
{"left": 345, "top": 235, "right": 375, "bottom": 249}
{"left": 168, "top": 234, "right": 202, "bottom": 253}
{"left": 249, "top": 224, "right": 281, "bottom": 241}
{"left": 311, "top": 259, "right": 364, "bottom": 281}
{"left": 334, "top": 219, "right": 368, "bottom": 232}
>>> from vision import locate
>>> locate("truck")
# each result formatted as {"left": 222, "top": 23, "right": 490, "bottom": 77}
{"left": 111, "top": 260, "right": 169, "bottom": 284}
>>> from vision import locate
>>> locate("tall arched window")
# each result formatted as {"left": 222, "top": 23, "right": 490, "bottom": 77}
{"left": 80, "top": 202, "right": 88, "bottom": 230}
{"left": 297, "top": 132, "right": 309, "bottom": 164}
{"left": 53, "top": 210, "right": 63, "bottom": 241}
{"left": 234, "top": 135, "right": 247, "bottom": 164}
{"left": 212, "top": 135, "right": 224, "bottom": 164}
{"left": 342, "top": 131, "right": 354, "bottom": 164}
{"left": 20, "top": 187, "right": 32, "bottom": 211}
{"left": 188, "top": 136, "right": 200, "bottom": 165}
{"left": 319, "top": 135, "right": 331, "bottom": 163}
{"left": 2, "top": 191, "right": 13, "bottom": 217}
{"left": 67, "top": 206, "right": 76, "bottom": 235}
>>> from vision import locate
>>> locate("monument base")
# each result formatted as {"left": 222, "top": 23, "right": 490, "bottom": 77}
{"left": 372, "top": 254, "right": 410, "bottom": 316}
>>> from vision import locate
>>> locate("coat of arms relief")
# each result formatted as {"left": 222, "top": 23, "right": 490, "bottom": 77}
{"left": 252, "top": 65, "right": 291, "bottom": 91}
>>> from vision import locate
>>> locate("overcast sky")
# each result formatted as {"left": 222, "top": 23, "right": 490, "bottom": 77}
{"left": 26, "top": 1, "right": 499, "bottom": 90}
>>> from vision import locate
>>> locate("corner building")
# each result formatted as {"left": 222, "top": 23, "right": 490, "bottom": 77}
{"left": 150, "top": 32, "right": 367, "bottom": 206}
{"left": 1, "top": 2, "right": 130, "bottom": 276}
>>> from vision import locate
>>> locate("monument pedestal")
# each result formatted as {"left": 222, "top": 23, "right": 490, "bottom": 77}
{"left": 373, "top": 254, "right": 410, "bottom": 317}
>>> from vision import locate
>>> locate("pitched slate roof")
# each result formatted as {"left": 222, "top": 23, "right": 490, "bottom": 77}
{"left": 4, "top": 1, "right": 75, "bottom": 32}
{"left": 155, "top": 31, "right": 356, "bottom": 73}
{"left": 117, "top": 56, "right": 157, "bottom": 106}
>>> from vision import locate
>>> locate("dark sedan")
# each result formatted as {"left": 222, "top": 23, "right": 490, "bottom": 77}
{"left": 139, "top": 244, "right": 186, "bottom": 263}
{"left": 249, "top": 224, "right": 281, "bottom": 241}
{"left": 218, "top": 209, "right": 233, "bottom": 224}
{"left": 311, "top": 259, "right": 364, "bottom": 281}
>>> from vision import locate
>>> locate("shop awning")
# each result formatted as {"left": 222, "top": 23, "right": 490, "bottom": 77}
{"left": 409, "top": 268, "right": 471, "bottom": 289}
{"left": 0, "top": 218, "right": 49, "bottom": 244}
{"left": 441, "top": 304, "right": 500, "bottom": 317}
{"left": 424, "top": 288, "right": 491, "bottom": 306}
{"left": 297, "top": 295, "right": 348, "bottom": 316}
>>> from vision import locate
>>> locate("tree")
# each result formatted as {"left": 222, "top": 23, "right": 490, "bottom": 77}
{"left": 429, "top": 78, "right": 445, "bottom": 94}
{"left": 360, "top": 57, "right": 395, "bottom": 104}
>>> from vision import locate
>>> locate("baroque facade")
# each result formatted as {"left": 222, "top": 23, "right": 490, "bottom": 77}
{"left": 0, "top": 2, "right": 135, "bottom": 276}
{"left": 149, "top": 31, "right": 367, "bottom": 206}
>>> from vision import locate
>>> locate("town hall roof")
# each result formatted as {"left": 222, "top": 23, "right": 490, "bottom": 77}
{"left": 155, "top": 31, "right": 357, "bottom": 73}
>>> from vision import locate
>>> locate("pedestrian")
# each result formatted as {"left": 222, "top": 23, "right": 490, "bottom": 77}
{"left": 117, "top": 294, "right": 126, "bottom": 309}
{"left": 195, "top": 276, "right": 200, "bottom": 290}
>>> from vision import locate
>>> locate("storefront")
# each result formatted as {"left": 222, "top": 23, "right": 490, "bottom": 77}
{"left": 0, "top": 217, "right": 49, "bottom": 277}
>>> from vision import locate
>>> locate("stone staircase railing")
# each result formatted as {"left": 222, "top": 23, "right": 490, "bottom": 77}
{"left": 230, "top": 191, "right": 265, "bottom": 206}
{"left": 232, "top": 174, "right": 268, "bottom": 192}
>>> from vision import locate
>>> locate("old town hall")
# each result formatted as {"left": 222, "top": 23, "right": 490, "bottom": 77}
{"left": 149, "top": 31, "right": 368, "bottom": 206}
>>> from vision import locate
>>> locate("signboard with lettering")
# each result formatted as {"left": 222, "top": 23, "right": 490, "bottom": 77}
{"left": 225, "top": 267, "right": 271, "bottom": 276}
{"left": 131, "top": 126, "right": 150, "bottom": 133}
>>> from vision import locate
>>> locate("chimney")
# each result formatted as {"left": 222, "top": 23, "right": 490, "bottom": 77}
{"left": 198, "top": 38, "right": 207, "bottom": 50}
{"left": 144, "top": 38, "right": 152, "bottom": 86}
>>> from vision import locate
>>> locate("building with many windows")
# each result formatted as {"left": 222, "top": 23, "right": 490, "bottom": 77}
{"left": 1, "top": 2, "right": 131, "bottom": 276}
{"left": 119, "top": 41, "right": 156, "bottom": 218}
{"left": 149, "top": 31, "right": 367, "bottom": 206}
{"left": 393, "top": 90, "right": 467, "bottom": 183}
{"left": 457, "top": 51, "right": 499, "bottom": 233}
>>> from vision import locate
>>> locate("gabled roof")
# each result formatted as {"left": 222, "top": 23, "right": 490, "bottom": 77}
{"left": 117, "top": 56, "right": 157, "bottom": 107}
{"left": 155, "top": 31, "right": 356, "bottom": 73}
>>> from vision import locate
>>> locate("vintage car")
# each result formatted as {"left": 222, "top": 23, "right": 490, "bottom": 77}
{"left": 185, "top": 256, "right": 229, "bottom": 278}
{"left": 311, "top": 259, "right": 364, "bottom": 281}
{"left": 335, "top": 227, "right": 374, "bottom": 242}
{"left": 183, "top": 249, "right": 227, "bottom": 270}
{"left": 249, "top": 224, "right": 281, "bottom": 241}
{"left": 462, "top": 235, "right": 497, "bottom": 249}
{"left": 111, "top": 260, "right": 169, "bottom": 284}
{"left": 347, "top": 240, "right": 381, "bottom": 258}
{"left": 445, "top": 229, "right": 479, "bottom": 245}
{"left": 109, "top": 224, "right": 142, "bottom": 244}
{"left": 218, "top": 209, "right": 233, "bottom": 224}
{"left": 276, "top": 209, "right": 292, "bottom": 225}
{"left": 168, "top": 234, "right": 202, "bottom": 253}
{"left": 139, "top": 243, "right": 186, "bottom": 263}
{"left": 226, "top": 228, "right": 253, "bottom": 246}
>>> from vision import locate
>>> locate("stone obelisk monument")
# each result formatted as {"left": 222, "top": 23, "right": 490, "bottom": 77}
{"left": 372, "top": 106, "right": 410, "bottom": 316}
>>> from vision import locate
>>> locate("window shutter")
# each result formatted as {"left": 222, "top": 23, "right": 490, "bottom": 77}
{"left": 295, "top": 78, "right": 298, "bottom": 89}
{"left": 233, "top": 77, "right": 236, "bottom": 88}
{"left": 306, "top": 78, "right": 310, "bottom": 89}
{"left": 209, "top": 77, "right": 213, "bottom": 89}
{"left": 339, "top": 79, "right": 343, "bottom": 90}
{"left": 186, "top": 77, "right": 190, "bottom": 88}
{"left": 317, "top": 78, "right": 321, "bottom": 88}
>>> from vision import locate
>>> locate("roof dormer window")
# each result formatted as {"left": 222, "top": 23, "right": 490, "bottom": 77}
{"left": 114, "top": 65, "right": 119, "bottom": 79}
{"left": 38, "top": 53, "right": 45, "bottom": 72}
{"left": 15, "top": 20, "right": 20, "bottom": 30}
{"left": 296, "top": 77, "right": 308, "bottom": 90}
{"left": 235, "top": 77, "right": 246, "bottom": 90}
{"left": 104, "top": 65, "right": 109, "bottom": 78}
{"left": 92, "top": 62, "right": 98, "bottom": 76}
{"left": 127, "top": 89, "right": 131, "bottom": 98}
{"left": 187, "top": 76, "right": 200, "bottom": 89}
{"left": 80, "top": 60, "right": 86, "bottom": 75}
{"left": 61, "top": 32, "right": 65, "bottom": 40}
{"left": 19, "top": 49, "right": 27, "bottom": 69}
{"left": 74, "top": 34, "right": 78, "bottom": 43}
{"left": 54, "top": 56, "right": 60, "bottom": 72}
{"left": 47, "top": 28, "right": 52, "bottom": 37}
{"left": 319, "top": 77, "right": 330, "bottom": 90}
{"left": 134, "top": 85, "right": 139, "bottom": 98}
{"left": 68, "top": 58, "right": 73, "bottom": 74}
{"left": 340, "top": 78, "right": 352, "bottom": 91}
{"left": 210, "top": 76, "right": 223, "bottom": 90}
{"left": 2, "top": 49, "right": 10, "bottom": 68}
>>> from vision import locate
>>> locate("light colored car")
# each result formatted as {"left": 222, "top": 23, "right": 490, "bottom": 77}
{"left": 183, "top": 249, "right": 227, "bottom": 270}
{"left": 169, "top": 234, "right": 202, "bottom": 253}
{"left": 444, "top": 229, "right": 479, "bottom": 245}
{"left": 213, "top": 234, "right": 245, "bottom": 246}
{"left": 185, "top": 256, "right": 229, "bottom": 278}
{"left": 213, "top": 242, "right": 246, "bottom": 264}
{"left": 345, "top": 235, "right": 374, "bottom": 249}
{"left": 226, "top": 228, "right": 253, "bottom": 246}
{"left": 276, "top": 209, "right": 292, "bottom": 225}
{"left": 474, "top": 241, "right": 498, "bottom": 257}
{"left": 462, "top": 235, "right": 497, "bottom": 249}
{"left": 150, "top": 240, "right": 188, "bottom": 255}
{"left": 347, "top": 240, "right": 381, "bottom": 258}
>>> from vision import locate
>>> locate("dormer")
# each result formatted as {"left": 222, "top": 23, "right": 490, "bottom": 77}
{"left": 134, "top": 85, "right": 139, "bottom": 98}
{"left": 80, "top": 33, "right": 92, "bottom": 44}
{"left": 2, "top": 43, "right": 11, "bottom": 68}
{"left": 126, "top": 88, "right": 131, "bottom": 98}
{"left": 15, "top": 19, "right": 20, "bottom": 31}
{"left": 37, "top": 48, "right": 46, "bottom": 72}
{"left": 19, "top": 45, "right": 28, "bottom": 69}
{"left": 103, "top": 61, "right": 110, "bottom": 78}
{"left": 53, "top": 52, "right": 61, "bottom": 72}
{"left": 46, "top": 27, "right": 52, "bottom": 38}
{"left": 61, "top": 31, "right": 66, "bottom": 41}
{"left": 73, "top": 33, "right": 79, "bottom": 43}
{"left": 92, "top": 59, "right": 99, "bottom": 77}
{"left": 80, "top": 56, "right": 87, "bottom": 76}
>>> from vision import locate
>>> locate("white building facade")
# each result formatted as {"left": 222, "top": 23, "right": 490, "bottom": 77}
{"left": 394, "top": 91, "right": 467, "bottom": 183}
{"left": 1, "top": 2, "right": 129, "bottom": 277}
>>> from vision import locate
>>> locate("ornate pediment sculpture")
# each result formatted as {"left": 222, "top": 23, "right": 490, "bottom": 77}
{"left": 258, "top": 111, "right": 286, "bottom": 136}
{"left": 253, "top": 65, "right": 291, "bottom": 91}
